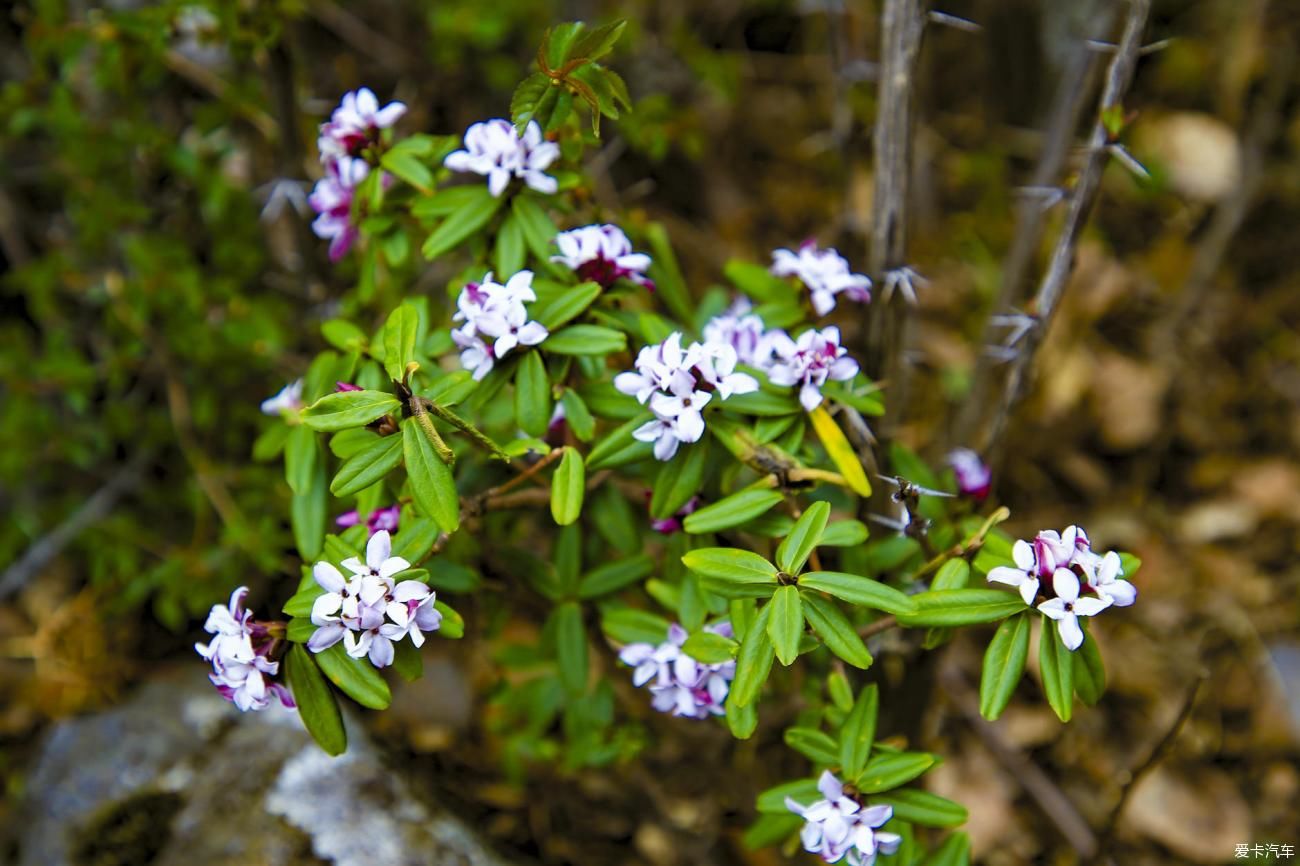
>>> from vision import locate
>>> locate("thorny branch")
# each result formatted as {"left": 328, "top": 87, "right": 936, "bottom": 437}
{"left": 983, "top": 0, "right": 1152, "bottom": 472}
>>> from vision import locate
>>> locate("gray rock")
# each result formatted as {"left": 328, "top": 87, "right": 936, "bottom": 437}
{"left": 15, "top": 667, "right": 511, "bottom": 866}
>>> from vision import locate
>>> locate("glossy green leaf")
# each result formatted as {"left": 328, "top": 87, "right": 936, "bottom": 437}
{"left": 601, "top": 606, "right": 671, "bottom": 645}
{"left": 585, "top": 412, "right": 655, "bottom": 470}
{"left": 330, "top": 433, "right": 402, "bottom": 497}
{"left": 302, "top": 391, "right": 401, "bottom": 432}
{"left": 726, "top": 692, "right": 758, "bottom": 739}
{"left": 402, "top": 418, "right": 460, "bottom": 533}
{"left": 577, "top": 554, "right": 653, "bottom": 599}
{"left": 978, "top": 612, "right": 1029, "bottom": 721}
{"left": 543, "top": 325, "right": 627, "bottom": 355}
{"left": 682, "top": 487, "right": 783, "bottom": 534}
{"left": 801, "top": 592, "right": 873, "bottom": 670}
{"left": 756, "top": 778, "right": 821, "bottom": 814}
{"left": 285, "top": 644, "right": 346, "bottom": 756}
{"left": 554, "top": 601, "right": 588, "bottom": 695}
{"left": 767, "top": 585, "right": 803, "bottom": 665}
{"left": 511, "top": 194, "right": 558, "bottom": 261}
{"left": 855, "top": 751, "right": 936, "bottom": 794}
{"left": 380, "top": 148, "right": 433, "bottom": 193}
{"left": 315, "top": 643, "right": 392, "bottom": 710}
{"left": 1039, "top": 618, "right": 1075, "bottom": 722}
{"left": 682, "top": 548, "right": 778, "bottom": 589}
{"left": 514, "top": 350, "right": 552, "bottom": 437}
{"left": 284, "top": 424, "right": 319, "bottom": 495}
{"left": 550, "top": 446, "right": 585, "bottom": 525}
{"left": 818, "top": 520, "right": 870, "bottom": 547}
{"left": 933, "top": 558, "right": 972, "bottom": 590}
{"left": 840, "top": 683, "right": 879, "bottom": 778}
{"left": 391, "top": 639, "right": 424, "bottom": 683}
{"left": 494, "top": 210, "right": 525, "bottom": 276}
{"left": 650, "top": 441, "right": 708, "bottom": 520}
{"left": 923, "top": 831, "right": 971, "bottom": 865}
{"left": 390, "top": 517, "right": 441, "bottom": 562}
{"left": 533, "top": 281, "right": 601, "bottom": 330}
{"left": 875, "top": 790, "right": 969, "bottom": 829}
{"left": 681, "top": 631, "right": 739, "bottom": 664}
{"left": 784, "top": 727, "right": 840, "bottom": 764}
{"left": 1073, "top": 630, "right": 1106, "bottom": 706}
{"left": 896, "top": 589, "right": 1025, "bottom": 627}
{"left": 291, "top": 460, "right": 327, "bottom": 559}
{"left": 558, "top": 389, "right": 595, "bottom": 441}
{"left": 799, "top": 571, "right": 917, "bottom": 615}
{"left": 730, "top": 602, "right": 775, "bottom": 707}
{"left": 776, "top": 501, "right": 829, "bottom": 575}
{"left": 421, "top": 186, "right": 503, "bottom": 260}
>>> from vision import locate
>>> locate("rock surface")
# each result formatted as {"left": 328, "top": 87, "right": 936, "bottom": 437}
{"left": 16, "top": 668, "right": 511, "bottom": 866}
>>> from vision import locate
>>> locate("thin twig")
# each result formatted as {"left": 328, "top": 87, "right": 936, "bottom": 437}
{"left": 940, "top": 663, "right": 1100, "bottom": 858}
{"left": 0, "top": 450, "right": 154, "bottom": 601}
{"left": 857, "top": 615, "right": 898, "bottom": 639}
{"left": 984, "top": 0, "right": 1152, "bottom": 470}
{"left": 952, "top": 4, "right": 1116, "bottom": 449}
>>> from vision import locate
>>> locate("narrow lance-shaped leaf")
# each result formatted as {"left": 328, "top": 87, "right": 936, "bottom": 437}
{"left": 784, "top": 727, "right": 840, "bottom": 765}
{"left": 730, "top": 602, "right": 775, "bottom": 708}
{"left": 682, "top": 548, "right": 778, "bottom": 589}
{"left": 650, "top": 441, "right": 708, "bottom": 520}
{"left": 1073, "top": 629, "right": 1106, "bottom": 706}
{"left": 302, "top": 391, "right": 401, "bottom": 432}
{"left": 799, "top": 571, "right": 918, "bottom": 615}
{"left": 978, "top": 612, "right": 1030, "bottom": 721}
{"left": 402, "top": 418, "right": 460, "bottom": 534}
{"left": 726, "top": 691, "right": 758, "bottom": 739}
{"left": 554, "top": 601, "right": 588, "bottom": 695}
{"left": 285, "top": 644, "right": 347, "bottom": 756}
{"left": 1039, "top": 618, "right": 1075, "bottom": 722}
{"left": 315, "top": 643, "right": 392, "bottom": 710}
{"left": 285, "top": 423, "right": 319, "bottom": 494}
{"left": 550, "top": 446, "right": 585, "bottom": 525}
{"left": 872, "top": 790, "right": 969, "bottom": 829}
{"left": 767, "top": 585, "right": 803, "bottom": 666}
{"left": 800, "top": 591, "right": 873, "bottom": 669}
{"left": 682, "top": 487, "right": 784, "bottom": 534}
{"left": 855, "top": 751, "right": 936, "bottom": 794}
{"left": 840, "top": 683, "right": 879, "bottom": 779}
{"left": 330, "top": 433, "right": 402, "bottom": 497}
{"left": 895, "top": 589, "right": 1025, "bottom": 627}
{"left": 809, "top": 406, "right": 871, "bottom": 496}
{"left": 515, "top": 350, "right": 552, "bottom": 438}
{"left": 381, "top": 305, "right": 420, "bottom": 383}
{"left": 776, "top": 501, "right": 829, "bottom": 574}
{"left": 680, "top": 631, "right": 738, "bottom": 664}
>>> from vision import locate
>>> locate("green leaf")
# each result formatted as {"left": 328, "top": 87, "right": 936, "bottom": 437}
{"left": 381, "top": 305, "right": 419, "bottom": 383}
{"left": 543, "top": 324, "right": 627, "bottom": 355}
{"left": 681, "top": 631, "right": 739, "bottom": 664}
{"left": 682, "top": 487, "right": 784, "bottom": 534}
{"left": 923, "top": 831, "right": 971, "bottom": 865}
{"left": 559, "top": 389, "right": 595, "bottom": 441}
{"left": 818, "top": 520, "right": 869, "bottom": 547}
{"left": 682, "top": 548, "right": 778, "bottom": 591}
{"left": 284, "top": 424, "right": 319, "bottom": 495}
{"left": 510, "top": 73, "right": 550, "bottom": 129}
{"left": 1073, "top": 630, "right": 1106, "bottom": 706}
{"left": 494, "top": 210, "right": 525, "bottom": 276}
{"left": 554, "top": 601, "right": 588, "bottom": 695}
{"left": 809, "top": 406, "right": 871, "bottom": 496}
{"left": 422, "top": 186, "right": 504, "bottom": 260}
{"left": 932, "top": 558, "right": 972, "bottom": 590}
{"left": 585, "top": 412, "right": 654, "bottom": 470}
{"left": 799, "top": 571, "right": 917, "bottom": 615}
{"left": 554, "top": 522, "right": 582, "bottom": 595}
{"left": 391, "top": 517, "right": 441, "bottom": 562}
{"left": 731, "top": 602, "right": 775, "bottom": 708}
{"left": 856, "top": 751, "right": 936, "bottom": 794}
{"left": 285, "top": 644, "right": 346, "bottom": 756}
{"left": 874, "top": 790, "right": 969, "bottom": 829}
{"left": 550, "top": 446, "right": 585, "bottom": 526}
{"left": 315, "top": 643, "right": 392, "bottom": 710}
{"left": 514, "top": 350, "right": 552, "bottom": 437}
{"left": 577, "top": 555, "right": 653, "bottom": 599}
{"left": 800, "top": 592, "right": 872, "bottom": 669}
{"left": 601, "top": 606, "right": 671, "bottom": 644}
{"left": 402, "top": 418, "right": 460, "bottom": 533}
{"left": 719, "top": 389, "right": 802, "bottom": 417}
{"left": 1039, "top": 618, "right": 1075, "bottom": 722}
{"left": 756, "top": 778, "right": 821, "bottom": 814}
{"left": 650, "top": 441, "right": 708, "bottom": 519}
{"left": 776, "top": 501, "right": 829, "bottom": 575}
{"left": 643, "top": 223, "right": 694, "bottom": 325}
{"left": 291, "top": 460, "right": 327, "bottom": 560}
{"left": 434, "top": 600, "right": 465, "bottom": 638}
{"left": 302, "top": 391, "right": 401, "bottom": 432}
{"left": 511, "top": 195, "right": 558, "bottom": 261}
{"left": 380, "top": 148, "right": 433, "bottom": 193}
{"left": 767, "top": 585, "right": 803, "bottom": 666}
{"left": 570, "top": 19, "right": 626, "bottom": 62}
{"left": 896, "top": 589, "right": 1025, "bottom": 627}
{"left": 391, "top": 639, "right": 424, "bottom": 682}
{"left": 726, "top": 694, "right": 758, "bottom": 739}
{"left": 330, "top": 433, "right": 402, "bottom": 497}
{"left": 321, "top": 319, "right": 367, "bottom": 352}
{"left": 784, "top": 727, "right": 840, "bottom": 764}
{"left": 840, "top": 683, "right": 879, "bottom": 778}
{"left": 533, "top": 281, "right": 602, "bottom": 330}
{"left": 978, "top": 612, "right": 1030, "bottom": 721}
{"left": 286, "top": 616, "right": 316, "bottom": 643}
{"left": 283, "top": 582, "right": 324, "bottom": 618}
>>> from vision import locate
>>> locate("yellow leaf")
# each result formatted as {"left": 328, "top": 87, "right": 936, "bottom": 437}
{"left": 809, "top": 406, "right": 871, "bottom": 497}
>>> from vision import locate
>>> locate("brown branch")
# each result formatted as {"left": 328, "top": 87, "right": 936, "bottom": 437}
{"left": 940, "top": 663, "right": 1100, "bottom": 859}
{"left": 857, "top": 615, "right": 898, "bottom": 639}
{"left": 984, "top": 0, "right": 1152, "bottom": 470}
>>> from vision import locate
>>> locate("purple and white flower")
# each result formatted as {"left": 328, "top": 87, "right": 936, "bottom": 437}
{"left": 649, "top": 495, "right": 700, "bottom": 534}
{"left": 771, "top": 241, "right": 872, "bottom": 316}
{"left": 786, "top": 771, "right": 902, "bottom": 865}
{"left": 947, "top": 448, "right": 991, "bottom": 501}
{"left": 336, "top": 503, "right": 401, "bottom": 536}
{"left": 618, "top": 622, "right": 736, "bottom": 718}
{"left": 306, "top": 530, "right": 440, "bottom": 668}
{"left": 308, "top": 155, "right": 369, "bottom": 262}
{"left": 444, "top": 118, "right": 559, "bottom": 197}
{"left": 318, "top": 87, "right": 407, "bottom": 164}
{"left": 450, "top": 270, "right": 548, "bottom": 379}
{"left": 195, "top": 587, "right": 294, "bottom": 712}
{"left": 261, "top": 379, "right": 304, "bottom": 416}
{"left": 551, "top": 224, "right": 654, "bottom": 289}
{"left": 766, "top": 326, "right": 860, "bottom": 412}
{"left": 615, "top": 331, "right": 759, "bottom": 461}
{"left": 701, "top": 301, "right": 780, "bottom": 369}
{"left": 986, "top": 525, "right": 1137, "bottom": 651}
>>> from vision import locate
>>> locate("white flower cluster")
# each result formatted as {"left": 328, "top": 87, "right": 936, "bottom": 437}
{"left": 260, "top": 379, "right": 304, "bottom": 416}
{"left": 444, "top": 118, "right": 559, "bottom": 198}
{"left": 451, "top": 270, "right": 549, "bottom": 381}
{"left": 195, "top": 587, "right": 294, "bottom": 712}
{"left": 310, "top": 88, "right": 406, "bottom": 262}
{"left": 614, "top": 331, "right": 759, "bottom": 460}
{"left": 551, "top": 224, "right": 654, "bottom": 289}
{"left": 786, "top": 771, "right": 902, "bottom": 865}
{"left": 618, "top": 623, "right": 736, "bottom": 718}
{"left": 987, "top": 526, "right": 1137, "bottom": 650}
{"left": 307, "top": 530, "right": 441, "bottom": 668}
{"left": 771, "top": 241, "right": 872, "bottom": 316}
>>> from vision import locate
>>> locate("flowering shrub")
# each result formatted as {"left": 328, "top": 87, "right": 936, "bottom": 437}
{"left": 196, "top": 19, "right": 1145, "bottom": 864}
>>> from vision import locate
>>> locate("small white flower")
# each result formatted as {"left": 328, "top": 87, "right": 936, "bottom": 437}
{"left": 633, "top": 415, "right": 685, "bottom": 462}
{"left": 701, "top": 301, "right": 779, "bottom": 369}
{"left": 317, "top": 87, "right": 406, "bottom": 164}
{"left": 648, "top": 387, "right": 712, "bottom": 443}
{"left": 618, "top": 623, "right": 735, "bottom": 718}
{"left": 771, "top": 241, "right": 872, "bottom": 316}
{"left": 692, "top": 341, "right": 760, "bottom": 400}
{"left": 786, "top": 771, "right": 862, "bottom": 863}
{"left": 444, "top": 118, "right": 558, "bottom": 197}
{"left": 551, "top": 224, "right": 653, "bottom": 289}
{"left": 766, "top": 326, "right": 860, "bottom": 412}
{"left": 947, "top": 447, "right": 991, "bottom": 500}
{"left": 196, "top": 587, "right": 293, "bottom": 712}
{"left": 1037, "top": 568, "right": 1112, "bottom": 651}
{"left": 260, "top": 379, "right": 304, "bottom": 416}
{"left": 452, "top": 327, "right": 494, "bottom": 381}
{"left": 1082, "top": 550, "right": 1137, "bottom": 607}
{"left": 475, "top": 298, "right": 549, "bottom": 358}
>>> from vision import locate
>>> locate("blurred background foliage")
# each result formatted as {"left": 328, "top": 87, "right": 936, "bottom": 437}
{"left": 2, "top": 0, "right": 1299, "bottom": 863}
